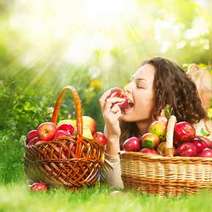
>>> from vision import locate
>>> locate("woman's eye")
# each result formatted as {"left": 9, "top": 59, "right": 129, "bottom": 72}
{"left": 136, "top": 82, "right": 145, "bottom": 89}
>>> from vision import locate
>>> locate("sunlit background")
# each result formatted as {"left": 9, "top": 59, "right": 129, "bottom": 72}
{"left": 2, "top": 0, "right": 212, "bottom": 72}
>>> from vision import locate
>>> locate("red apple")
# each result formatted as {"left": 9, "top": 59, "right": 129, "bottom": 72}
{"left": 54, "top": 129, "right": 72, "bottom": 140}
{"left": 176, "top": 142, "right": 197, "bottom": 157}
{"left": 148, "top": 120, "right": 167, "bottom": 140}
{"left": 27, "top": 136, "right": 39, "bottom": 146}
{"left": 174, "top": 121, "right": 196, "bottom": 143}
{"left": 108, "top": 89, "right": 129, "bottom": 109}
{"left": 141, "top": 133, "right": 160, "bottom": 149}
{"left": 198, "top": 148, "right": 212, "bottom": 157}
{"left": 196, "top": 136, "right": 212, "bottom": 149}
{"left": 94, "top": 132, "right": 108, "bottom": 145}
{"left": 192, "top": 136, "right": 208, "bottom": 154}
{"left": 27, "top": 129, "right": 39, "bottom": 141}
{"left": 30, "top": 182, "right": 48, "bottom": 192}
{"left": 37, "top": 122, "right": 57, "bottom": 141}
{"left": 57, "top": 123, "right": 75, "bottom": 135}
{"left": 82, "top": 116, "right": 97, "bottom": 135}
{"left": 123, "top": 136, "right": 141, "bottom": 152}
{"left": 140, "top": 148, "right": 158, "bottom": 155}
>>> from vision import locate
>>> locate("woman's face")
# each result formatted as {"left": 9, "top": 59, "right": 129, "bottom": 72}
{"left": 120, "top": 63, "right": 156, "bottom": 122}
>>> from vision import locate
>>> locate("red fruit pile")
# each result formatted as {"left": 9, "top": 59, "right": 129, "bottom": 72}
{"left": 174, "top": 121, "right": 212, "bottom": 157}
{"left": 122, "top": 119, "right": 212, "bottom": 158}
{"left": 26, "top": 121, "right": 75, "bottom": 146}
{"left": 122, "top": 118, "right": 167, "bottom": 155}
{"left": 26, "top": 116, "right": 108, "bottom": 147}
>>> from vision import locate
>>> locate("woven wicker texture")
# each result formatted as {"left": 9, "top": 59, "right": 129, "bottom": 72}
{"left": 120, "top": 116, "right": 212, "bottom": 196}
{"left": 24, "top": 86, "right": 105, "bottom": 189}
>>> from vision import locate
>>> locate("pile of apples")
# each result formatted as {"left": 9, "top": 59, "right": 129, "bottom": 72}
{"left": 122, "top": 120, "right": 212, "bottom": 158}
{"left": 26, "top": 116, "right": 108, "bottom": 147}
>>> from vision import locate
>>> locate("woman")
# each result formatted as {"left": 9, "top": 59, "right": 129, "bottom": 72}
{"left": 99, "top": 57, "right": 212, "bottom": 189}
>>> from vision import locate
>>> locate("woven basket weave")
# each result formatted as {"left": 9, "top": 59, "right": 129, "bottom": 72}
{"left": 120, "top": 116, "right": 212, "bottom": 196}
{"left": 24, "top": 86, "right": 105, "bottom": 189}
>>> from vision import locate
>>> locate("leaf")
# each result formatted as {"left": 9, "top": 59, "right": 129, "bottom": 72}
{"left": 164, "top": 104, "right": 173, "bottom": 119}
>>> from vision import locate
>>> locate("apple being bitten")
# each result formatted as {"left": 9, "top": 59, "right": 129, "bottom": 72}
{"left": 37, "top": 122, "right": 57, "bottom": 141}
{"left": 107, "top": 89, "right": 129, "bottom": 110}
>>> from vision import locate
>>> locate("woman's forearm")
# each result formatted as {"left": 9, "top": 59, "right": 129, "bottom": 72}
{"left": 104, "top": 130, "right": 124, "bottom": 189}
{"left": 105, "top": 152, "right": 124, "bottom": 189}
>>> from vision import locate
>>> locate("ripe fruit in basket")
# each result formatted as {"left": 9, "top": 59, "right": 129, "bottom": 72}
{"left": 141, "top": 133, "right": 160, "bottom": 149}
{"left": 58, "top": 116, "right": 97, "bottom": 135}
{"left": 148, "top": 120, "right": 167, "bottom": 140}
{"left": 157, "top": 141, "right": 166, "bottom": 156}
{"left": 54, "top": 129, "right": 72, "bottom": 140}
{"left": 123, "top": 136, "right": 141, "bottom": 152}
{"left": 108, "top": 89, "right": 129, "bottom": 109}
{"left": 57, "top": 123, "right": 75, "bottom": 135}
{"left": 140, "top": 148, "right": 158, "bottom": 155}
{"left": 82, "top": 116, "right": 97, "bottom": 135}
{"left": 94, "top": 132, "right": 108, "bottom": 145}
{"left": 198, "top": 148, "right": 212, "bottom": 157}
{"left": 27, "top": 129, "right": 39, "bottom": 141}
{"left": 37, "top": 122, "right": 57, "bottom": 141}
{"left": 28, "top": 136, "right": 39, "bottom": 146}
{"left": 26, "top": 129, "right": 39, "bottom": 145}
{"left": 30, "top": 182, "right": 48, "bottom": 192}
{"left": 176, "top": 142, "right": 197, "bottom": 157}
{"left": 192, "top": 136, "right": 208, "bottom": 154}
{"left": 174, "top": 121, "right": 196, "bottom": 143}
{"left": 195, "top": 136, "right": 212, "bottom": 149}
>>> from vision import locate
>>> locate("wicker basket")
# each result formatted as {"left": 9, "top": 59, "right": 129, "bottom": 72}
{"left": 24, "top": 86, "right": 105, "bottom": 189}
{"left": 120, "top": 116, "right": 212, "bottom": 196}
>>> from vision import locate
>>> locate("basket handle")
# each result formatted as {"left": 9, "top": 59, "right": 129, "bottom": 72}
{"left": 51, "top": 85, "right": 83, "bottom": 157}
{"left": 165, "top": 115, "right": 177, "bottom": 157}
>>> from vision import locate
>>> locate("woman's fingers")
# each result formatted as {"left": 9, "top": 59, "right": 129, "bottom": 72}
{"left": 104, "top": 97, "right": 125, "bottom": 112}
{"left": 99, "top": 87, "right": 122, "bottom": 110}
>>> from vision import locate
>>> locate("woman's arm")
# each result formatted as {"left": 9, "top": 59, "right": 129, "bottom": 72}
{"left": 99, "top": 88, "right": 125, "bottom": 189}
{"left": 104, "top": 129, "right": 124, "bottom": 189}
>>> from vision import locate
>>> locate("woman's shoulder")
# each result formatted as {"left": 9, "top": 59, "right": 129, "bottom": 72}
{"left": 193, "top": 119, "right": 212, "bottom": 137}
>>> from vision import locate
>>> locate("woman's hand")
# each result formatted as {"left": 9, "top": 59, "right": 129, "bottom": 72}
{"left": 99, "top": 87, "right": 125, "bottom": 140}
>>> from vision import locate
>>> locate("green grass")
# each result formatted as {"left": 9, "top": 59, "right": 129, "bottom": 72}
{"left": 0, "top": 182, "right": 211, "bottom": 212}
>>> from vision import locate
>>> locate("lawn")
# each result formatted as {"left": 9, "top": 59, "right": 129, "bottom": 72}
{"left": 0, "top": 181, "right": 211, "bottom": 212}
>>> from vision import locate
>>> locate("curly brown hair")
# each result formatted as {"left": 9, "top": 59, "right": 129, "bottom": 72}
{"left": 120, "top": 57, "right": 206, "bottom": 144}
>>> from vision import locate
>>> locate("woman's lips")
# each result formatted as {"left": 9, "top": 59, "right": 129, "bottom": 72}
{"left": 122, "top": 102, "right": 134, "bottom": 114}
